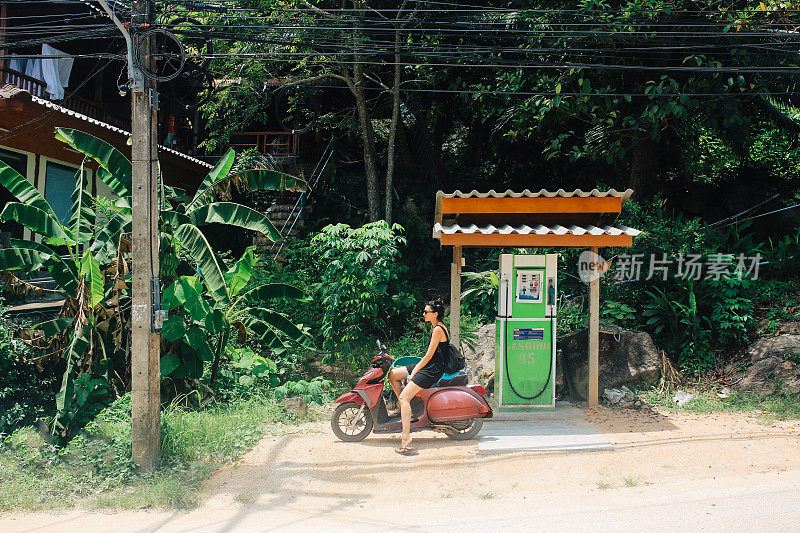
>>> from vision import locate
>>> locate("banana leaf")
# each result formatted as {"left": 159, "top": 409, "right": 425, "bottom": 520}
{"left": 34, "top": 317, "right": 73, "bottom": 337}
{"left": 239, "top": 314, "right": 283, "bottom": 348}
{"left": 225, "top": 246, "right": 256, "bottom": 297}
{"left": 79, "top": 250, "right": 103, "bottom": 308}
{"left": 0, "top": 163, "right": 55, "bottom": 216}
{"left": 231, "top": 168, "right": 307, "bottom": 194}
{"left": 0, "top": 246, "right": 50, "bottom": 271}
{"left": 0, "top": 203, "right": 73, "bottom": 243}
{"left": 5, "top": 239, "right": 78, "bottom": 294}
{"left": 54, "top": 327, "right": 89, "bottom": 418}
{"left": 89, "top": 211, "right": 131, "bottom": 263}
{"left": 189, "top": 202, "right": 282, "bottom": 242}
{"left": 55, "top": 128, "right": 132, "bottom": 197}
{"left": 186, "top": 149, "right": 235, "bottom": 210}
{"left": 246, "top": 307, "right": 314, "bottom": 348}
{"left": 238, "top": 283, "right": 305, "bottom": 302}
{"left": 69, "top": 165, "right": 95, "bottom": 245}
{"left": 174, "top": 224, "right": 230, "bottom": 305}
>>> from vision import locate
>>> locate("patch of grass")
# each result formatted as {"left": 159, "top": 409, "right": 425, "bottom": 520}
{"left": 234, "top": 492, "right": 255, "bottom": 505}
{"left": 84, "top": 475, "right": 200, "bottom": 511}
{"left": 641, "top": 384, "right": 800, "bottom": 420}
{"left": 596, "top": 481, "right": 612, "bottom": 490}
{"left": 623, "top": 477, "right": 639, "bottom": 487}
{"left": 0, "top": 391, "right": 298, "bottom": 512}
{"left": 161, "top": 392, "right": 293, "bottom": 466}
{"left": 0, "top": 442, "right": 86, "bottom": 511}
{"left": 478, "top": 491, "right": 495, "bottom": 500}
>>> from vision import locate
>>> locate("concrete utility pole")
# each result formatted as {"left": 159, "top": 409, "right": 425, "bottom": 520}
{"left": 129, "top": 0, "right": 161, "bottom": 471}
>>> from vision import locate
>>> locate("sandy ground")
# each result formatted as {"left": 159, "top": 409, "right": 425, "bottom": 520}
{"left": 3, "top": 406, "right": 800, "bottom": 532}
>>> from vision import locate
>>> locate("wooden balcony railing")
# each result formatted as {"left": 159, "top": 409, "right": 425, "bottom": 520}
{"left": 1, "top": 66, "right": 129, "bottom": 129}
{"left": 229, "top": 131, "right": 299, "bottom": 158}
{"left": 1, "top": 66, "right": 46, "bottom": 98}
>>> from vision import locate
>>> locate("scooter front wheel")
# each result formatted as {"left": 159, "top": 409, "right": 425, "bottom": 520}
{"left": 443, "top": 417, "right": 483, "bottom": 440}
{"left": 331, "top": 401, "right": 374, "bottom": 442}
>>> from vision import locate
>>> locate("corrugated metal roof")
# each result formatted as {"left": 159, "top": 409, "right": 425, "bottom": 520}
{"left": 434, "top": 222, "right": 641, "bottom": 238}
{"left": 438, "top": 188, "right": 633, "bottom": 204}
{"left": 1, "top": 85, "right": 212, "bottom": 169}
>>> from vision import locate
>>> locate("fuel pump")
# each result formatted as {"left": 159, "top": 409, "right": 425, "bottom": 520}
{"left": 495, "top": 254, "right": 557, "bottom": 409}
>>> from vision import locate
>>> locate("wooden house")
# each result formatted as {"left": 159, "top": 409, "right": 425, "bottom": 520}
{"left": 0, "top": 1, "right": 212, "bottom": 243}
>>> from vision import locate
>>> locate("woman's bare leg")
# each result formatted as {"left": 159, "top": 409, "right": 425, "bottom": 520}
{"left": 388, "top": 367, "right": 408, "bottom": 401}
{"left": 398, "top": 382, "right": 422, "bottom": 448}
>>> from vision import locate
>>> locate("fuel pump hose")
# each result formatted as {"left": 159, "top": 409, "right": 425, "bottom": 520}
{"left": 503, "top": 329, "right": 553, "bottom": 400}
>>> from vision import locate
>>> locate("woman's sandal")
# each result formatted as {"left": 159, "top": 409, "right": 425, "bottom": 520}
{"left": 395, "top": 445, "right": 418, "bottom": 455}
{"left": 395, "top": 439, "right": 417, "bottom": 455}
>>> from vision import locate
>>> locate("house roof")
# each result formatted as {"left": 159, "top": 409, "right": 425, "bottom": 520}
{"left": 434, "top": 188, "right": 640, "bottom": 248}
{"left": 434, "top": 222, "right": 641, "bottom": 237}
{"left": 437, "top": 188, "right": 633, "bottom": 203}
{"left": 0, "top": 84, "right": 212, "bottom": 169}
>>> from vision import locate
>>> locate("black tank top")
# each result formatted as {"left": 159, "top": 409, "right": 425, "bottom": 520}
{"left": 431, "top": 324, "right": 449, "bottom": 369}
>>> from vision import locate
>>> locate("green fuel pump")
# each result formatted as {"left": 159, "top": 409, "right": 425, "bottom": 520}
{"left": 495, "top": 254, "right": 558, "bottom": 410}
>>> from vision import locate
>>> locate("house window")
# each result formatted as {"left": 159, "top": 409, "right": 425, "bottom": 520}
{"left": 0, "top": 148, "right": 30, "bottom": 240}
{"left": 44, "top": 161, "right": 77, "bottom": 224}
{"left": 0, "top": 148, "right": 27, "bottom": 176}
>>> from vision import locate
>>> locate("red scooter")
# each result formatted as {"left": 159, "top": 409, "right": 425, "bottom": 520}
{"left": 331, "top": 342, "right": 493, "bottom": 442}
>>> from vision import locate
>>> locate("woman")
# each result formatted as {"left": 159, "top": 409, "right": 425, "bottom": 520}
{"left": 388, "top": 298, "right": 448, "bottom": 454}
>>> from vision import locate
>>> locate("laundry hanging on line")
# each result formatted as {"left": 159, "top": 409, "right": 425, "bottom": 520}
{"left": 8, "top": 44, "right": 74, "bottom": 100}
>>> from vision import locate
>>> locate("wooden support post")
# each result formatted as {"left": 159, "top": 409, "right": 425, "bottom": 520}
{"left": 130, "top": 0, "right": 160, "bottom": 472}
{"left": 450, "top": 245, "right": 462, "bottom": 348}
{"left": 588, "top": 246, "right": 600, "bottom": 406}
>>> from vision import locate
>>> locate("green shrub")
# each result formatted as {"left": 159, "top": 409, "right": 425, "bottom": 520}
{"left": 272, "top": 376, "right": 333, "bottom": 404}
{"left": 310, "top": 221, "right": 415, "bottom": 365}
{"left": 461, "top": 270, "right": 499, "bottom": 322}
{"left": 0, "top": 320, "right": 56, "bottom": 437}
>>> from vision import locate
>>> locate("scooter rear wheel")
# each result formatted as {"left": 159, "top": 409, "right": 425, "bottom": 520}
{"left": 443, "top": 418, "right": 483, "bottom": 440}
{"left": 331, "top": 401, "right": 373, "bottom": 442}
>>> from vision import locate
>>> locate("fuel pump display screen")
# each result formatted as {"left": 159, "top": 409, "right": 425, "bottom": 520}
{"left": 515, "top": 270, "right": 543, "bottom": 303}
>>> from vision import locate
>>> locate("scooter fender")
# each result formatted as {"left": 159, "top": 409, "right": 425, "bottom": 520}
{"left": 333, "top": 391, "right": 362, "bottom": 405}
{"left": 333, "top": 383, "right": 383, "bottom": 408}
{"left": 426, "top": 388, "right": 492, "bottom": 423}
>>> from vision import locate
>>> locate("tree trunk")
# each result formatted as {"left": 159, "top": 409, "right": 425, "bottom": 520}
{"left": 385, "top": 26, "right": 403, "bottom": 224}
{"left": 348, "top": 3, "right": 380, "bottom": 222}
{"left": 353, "top": 82, "right": 380, "bottom": 222}
{"left": 629, "top": 135, "right": 656, "bottom": 197}
{"left": 396, "top": 119, "right": 416, "bottom": 176}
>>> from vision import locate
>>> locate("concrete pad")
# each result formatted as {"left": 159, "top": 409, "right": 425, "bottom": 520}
{"left": 478, "top": 401, "right": 612, "bottom": 454}
{"left": 486, "top": 400, "right": 588, "bottom": 422}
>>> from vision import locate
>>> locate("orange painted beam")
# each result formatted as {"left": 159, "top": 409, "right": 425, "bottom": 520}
{"left": 439, "top": 232, "right": 632, "bottom": 248}
{"left": 441, "top": 196, "right": 621, "bottom": 214}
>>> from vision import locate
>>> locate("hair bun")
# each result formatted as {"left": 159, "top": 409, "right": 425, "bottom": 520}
{"left": 434, "top": 297, "right": 444, "bottom": 305}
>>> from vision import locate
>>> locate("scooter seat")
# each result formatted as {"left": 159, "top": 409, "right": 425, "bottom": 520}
{"left": 434, "top": 371, "right": 468, "bottom": 387}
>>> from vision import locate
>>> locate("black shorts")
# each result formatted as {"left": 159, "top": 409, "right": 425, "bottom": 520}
{"left": 405, "top": 363, "right": 445, "bottom": 389}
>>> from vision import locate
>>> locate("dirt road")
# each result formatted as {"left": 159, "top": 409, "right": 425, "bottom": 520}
{"left": 3, "top": 407, "right": 800, "bottom": 532}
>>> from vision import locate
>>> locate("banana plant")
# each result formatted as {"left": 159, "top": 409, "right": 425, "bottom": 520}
{"left": 160, "top": 246, "right": 313, "bottom": 386}
{"left": 0, "top": 127, "right": 307, "bottom": 438}
{"left": 0, "top": 147, "right": 121, "bottom": 439}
